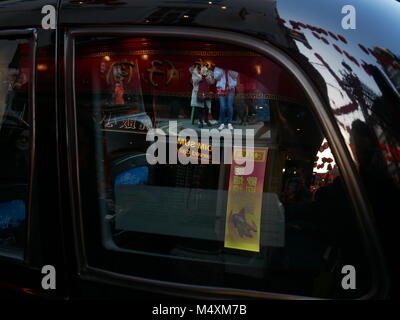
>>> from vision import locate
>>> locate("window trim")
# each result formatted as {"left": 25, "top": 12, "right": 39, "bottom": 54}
{"left": 0, "top": 28, "right": 37, "bottom": 263}
{"left": 65, "top": 26, "right": 389, "bottom": 300}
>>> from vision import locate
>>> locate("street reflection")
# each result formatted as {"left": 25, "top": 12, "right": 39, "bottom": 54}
{"left": 275, "top": 0, "right": 400, "bottom": 192}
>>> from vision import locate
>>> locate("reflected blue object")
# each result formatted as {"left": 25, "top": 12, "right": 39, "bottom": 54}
{"left": 0, "top": 200, "right": 25, "bottom": 231}
{"left": 255, "top": 98, "right": 271, "bottom": 122}
{"left": 115, "top": 166, "right": 149, "bottom": 185}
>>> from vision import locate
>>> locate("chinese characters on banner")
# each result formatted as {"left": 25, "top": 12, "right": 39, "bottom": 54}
{"left": 224, "top": 148, "right": 268, "bottom": 252}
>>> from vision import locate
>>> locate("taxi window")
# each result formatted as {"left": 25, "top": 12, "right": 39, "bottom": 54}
{"left": 74, "top": 36, "right": 372, "bottom": 298}
{"left": 0, "top": 35, "right": 32, "bottom": 258}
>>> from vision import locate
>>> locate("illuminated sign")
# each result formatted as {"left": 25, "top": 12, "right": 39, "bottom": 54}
{"left": 224, "top": 148, "right": 268, "bottom": 252}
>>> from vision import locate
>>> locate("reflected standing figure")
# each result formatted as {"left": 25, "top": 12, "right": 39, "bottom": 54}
{"left": 214, "top": 66, "right": 238, "bottom": 130}
{"left": 189, "top": 60, "right": 213, "bottom": 127}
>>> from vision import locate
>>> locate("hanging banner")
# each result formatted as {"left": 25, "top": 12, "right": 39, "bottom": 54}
{"left": 224, "top": 148, "right": 268, "bottom": 252}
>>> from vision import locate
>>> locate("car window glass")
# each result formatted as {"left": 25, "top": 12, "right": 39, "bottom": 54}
{"left": 0, "top": 36, "right": 31, "bottom": 258}
{"left": 75, "top": 36, "right": 372, "bottom": 298}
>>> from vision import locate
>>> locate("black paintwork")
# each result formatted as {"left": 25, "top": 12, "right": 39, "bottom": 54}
{"left": 0, "top": 0, "right": 399, "bottom": 299}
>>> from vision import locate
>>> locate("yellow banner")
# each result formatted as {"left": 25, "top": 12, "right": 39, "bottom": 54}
{"left": 224, "top": 148, "right": 268, "bottom": 252}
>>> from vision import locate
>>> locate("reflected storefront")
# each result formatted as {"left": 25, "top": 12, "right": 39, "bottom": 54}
{"left": 75, "top": 37, "right": 306, "bottom": 132}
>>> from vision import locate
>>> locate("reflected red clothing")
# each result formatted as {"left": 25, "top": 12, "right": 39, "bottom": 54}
{"left": 198, "top": 75, "right": 212, "bottom": 100}
{"left": 115, "top": 85, "right": 125, "bottom": 105}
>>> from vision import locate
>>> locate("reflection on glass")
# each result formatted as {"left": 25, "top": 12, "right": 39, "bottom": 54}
{"left": 0, "top": 37, "right": 31, "bottom": 256}
{"left": 75, "top": 37, "right": 371, "bottom": 298}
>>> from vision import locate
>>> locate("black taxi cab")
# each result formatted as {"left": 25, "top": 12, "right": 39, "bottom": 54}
{"left": 0, "top": 0, "right": 399, "bottom": 300}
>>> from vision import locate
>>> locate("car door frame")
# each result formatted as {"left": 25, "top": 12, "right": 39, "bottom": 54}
{"left": 63, "top": 25, "right": 390, "bottom": 300}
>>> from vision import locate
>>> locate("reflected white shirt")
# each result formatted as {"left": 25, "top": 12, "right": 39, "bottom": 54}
{"left": 213, "top": 67, "right": 238, "bottom": 91}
